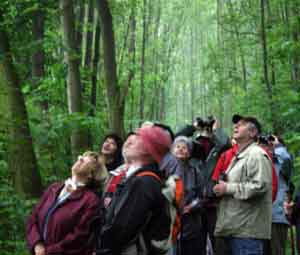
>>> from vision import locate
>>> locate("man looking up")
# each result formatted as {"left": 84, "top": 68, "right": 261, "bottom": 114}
{"left": 213, "top": 115, "right": 272, "bottom": 255}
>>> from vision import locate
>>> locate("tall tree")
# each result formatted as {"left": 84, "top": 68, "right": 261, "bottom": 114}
{"left": 31, "top": 2, "right": 47, "bottom": 110}
{"left": 83, "top": 0, "right": 94, "bottom": 69}
{"left": 60, "top": 0, "right": 88, "bottom": 156}
{"left": 260, "top": 0, "right": 276, "bottom": 130}
{"left": 0, "top": 11, "right": 42, "bottom": 197}
{"left": 139, "top": 0, "right": 147, "bottom": 123}
{"left": 96, "top": 0, "right": 125, "bottom": 136}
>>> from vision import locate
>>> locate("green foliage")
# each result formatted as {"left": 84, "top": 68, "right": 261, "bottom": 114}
{"left": 0, "top": 161, "right": 32, "bottom": 255}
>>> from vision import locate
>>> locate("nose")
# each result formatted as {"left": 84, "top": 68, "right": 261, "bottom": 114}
{"left": 78, "top": 155, "right": 84, "bottom": 162}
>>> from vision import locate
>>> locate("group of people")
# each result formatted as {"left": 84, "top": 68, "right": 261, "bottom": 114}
{"left": 25, "top": 114, "right": 298, "bottom": 255}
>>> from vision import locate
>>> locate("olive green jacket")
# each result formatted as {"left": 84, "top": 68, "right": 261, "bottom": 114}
{"left": 214, "top": 142, "right": 272, "bottom": 239}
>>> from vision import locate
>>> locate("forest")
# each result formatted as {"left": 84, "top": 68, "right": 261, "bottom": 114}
{"left": 0, "top": 0, "right": 299, "bottom": 253}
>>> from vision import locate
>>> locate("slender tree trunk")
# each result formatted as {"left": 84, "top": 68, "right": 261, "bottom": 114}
{"left": 159, "top": 87, "right": 165, "bottom": 122}
{"left": 139, "top": 0, "right": 147, "bottom": 124}
{"left": 60, "top": 0, "right": 88, "bottom": 157}
{"left": 227, "top": 0, "right": 248, "bottom": 91}
{"left": 83, "top": 0, "right": 94, "bottom": 69}
{"left": 32, "top": 5, "right": 48, "bottom": 110}
{"left": 0, "top": 13, "right": 43, "bottom": 197}
{"left": 260, "top": 0, "right": 276, "bottom": 130}
{"left": 290, "top": 1, "right": 300, "bottom": 90}
{"left": 96, "top": 0, "right": 124, "bottom": 137}
{"left": 189, "top": 27, "right": 195, "bottom": 122}
{"left": 120, "top": 3, "right": 136, "bottom": 104}
{"left": 75, "top": 0, "right": 85, "bottom": 49}
{"left": 90, "top": 15, "right": 101, "bottom": 118}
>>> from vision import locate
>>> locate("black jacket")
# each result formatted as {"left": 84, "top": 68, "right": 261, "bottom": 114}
{"left": 97, "top": 164, "right": 170, "bottom": 255}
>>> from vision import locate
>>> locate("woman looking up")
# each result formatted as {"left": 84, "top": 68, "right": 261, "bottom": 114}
{"left": 26, "top": 151, "right": 107, "bottom": 255}
{"left": 99, "top": 133, "right": 123, "bottom": 172}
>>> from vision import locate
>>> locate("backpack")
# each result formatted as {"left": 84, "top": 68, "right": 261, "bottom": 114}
{"left": 99, "top": 167, "right": 184, "bottom": 254}
{"left": 135, "top": 171, "right": 184, "bottom": 254}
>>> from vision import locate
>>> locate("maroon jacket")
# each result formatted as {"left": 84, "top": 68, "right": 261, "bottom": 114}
{"left": 26, "top": 182, "right": 100, "bottom": 255}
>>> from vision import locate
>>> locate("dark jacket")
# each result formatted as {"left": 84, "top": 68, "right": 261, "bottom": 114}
{"left": 26, "top": 182, "right": 101, "bottom": 255}
{"left": 97, "top": 164, "right": 171, "bottom": 255}
{"left": 179, "top": 161, "right": 205, "bottom": 240}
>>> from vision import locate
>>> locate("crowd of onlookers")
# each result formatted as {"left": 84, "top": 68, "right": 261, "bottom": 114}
{"left": 25, "top": 114, "right": 299, "bottom": 255}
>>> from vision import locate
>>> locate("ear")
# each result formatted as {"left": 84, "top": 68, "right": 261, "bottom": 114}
{"left": 249, "top": 129, "right": 258, "bottom": 139}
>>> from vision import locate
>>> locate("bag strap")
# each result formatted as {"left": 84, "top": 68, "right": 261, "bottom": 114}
{"left": 136, "top": 171, "right": 162, "bottom": 184}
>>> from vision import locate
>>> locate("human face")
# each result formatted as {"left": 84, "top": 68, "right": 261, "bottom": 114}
{"left": 172, "top": 142, "right": 190, "bottom": 160}
{"left": 71, "top": 155, "right": 95, "bottom": 184}
{"left": 122, "top": 134, "right": 148, "bottom": 162}
{"left": 101, "top": 137, "right": 118, "bottom": 156}
{"left": 232, "top": 120, "right": 255, "bottom": 143}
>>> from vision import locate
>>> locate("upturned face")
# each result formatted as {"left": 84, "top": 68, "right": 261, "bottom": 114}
{"left": 232, "top": 120, "right": 256, "bottom": 143}
{"left": 122, "top": 134, "right": 148, "bottom": 162}
{"left": 172, "top": 142, "right": 190, "bottom": 160}
{"left": 101, "top": 137, "right": 118, "bottom": 156}
{"left": 71, "top": 155, "right": 95, "bottom": 184}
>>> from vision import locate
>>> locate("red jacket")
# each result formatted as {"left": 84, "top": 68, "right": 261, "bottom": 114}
{"left": 212, "top": 144, "right": 278, "bottom": 202}
{"left": 26, "top": 182, "right": 100, "bottom": 255}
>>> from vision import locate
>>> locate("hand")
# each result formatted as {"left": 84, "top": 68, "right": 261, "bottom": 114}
{"left": 34, "top": 242, "right": 46, "bottom": 255}
{"left": 183, "top": 205, "right": 192, "bottom": 214}
{"left": 213, "top": 180, "right": 227, "bottom": 197}
{"left": 272, "top": 135, "right": 280, "bottom": 145}
{"left": 284, "top": 201, "right": 294, "bottom": 216}
{"left": 212, "top": 118, "right": 219, "bottom": 131}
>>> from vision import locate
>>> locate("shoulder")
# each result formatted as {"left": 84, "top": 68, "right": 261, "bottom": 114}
{"left": 135, "top": 172, "right": 162, "bottom": 187}
{"left": 82, "top": 189, "right": 101, "bottom": 205}
{"left": 275, "top": 146, "right": 291, "bottom": 160}
{"left": 247, "top": 144, "right": 272, "bottom": 165}
{"left": 248, "top": 144, "right": 268, "bottom": 156}
{"left": 129, "top": 172, "right": 163, "bottom": 198}
{"left": 247, "top": 144, "right": 272, "bottom": 168}
{"left": 45, "top": 182, "right": 64, "bottom": 194}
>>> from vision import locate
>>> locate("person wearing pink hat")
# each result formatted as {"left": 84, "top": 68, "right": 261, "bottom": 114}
{"left": 97, "top": 125, "right": 173, "bottom": 255}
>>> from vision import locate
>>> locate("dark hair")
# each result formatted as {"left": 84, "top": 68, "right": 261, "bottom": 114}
{"left": 100, "top": 133, "right": 124, "bottom": 171}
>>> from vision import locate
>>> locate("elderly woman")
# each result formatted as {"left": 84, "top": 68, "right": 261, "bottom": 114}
{"left": 26, "top": 151, "right": 107, "bottom": 255}
{"left": 171, "top": 136, "right": 206, "bottom": 255}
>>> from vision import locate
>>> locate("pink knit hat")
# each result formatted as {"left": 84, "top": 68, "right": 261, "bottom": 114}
{"left": 136, "top": 125, "right": 172, "bottom": 163}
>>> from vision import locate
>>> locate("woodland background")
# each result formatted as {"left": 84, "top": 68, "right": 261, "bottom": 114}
{"left": 0, "top": 0, "right": 299, "bottom": 254}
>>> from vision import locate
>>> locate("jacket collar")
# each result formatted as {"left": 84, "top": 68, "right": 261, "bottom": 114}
{"left": 236, "top": 141, "right": 256, "bottom": 159}
{"left": 51, "top": 182, "right": 86, "bottom": 201}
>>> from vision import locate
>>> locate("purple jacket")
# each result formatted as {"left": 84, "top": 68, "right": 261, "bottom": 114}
{"left": 26, "top": 182, "right": 100, "bottom": 255}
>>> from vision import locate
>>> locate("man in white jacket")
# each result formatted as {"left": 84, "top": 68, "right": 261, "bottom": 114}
{"left": 213, "top": 115, "right": 272, "bottom": 255}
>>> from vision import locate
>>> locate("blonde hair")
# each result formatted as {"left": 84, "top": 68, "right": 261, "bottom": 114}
{"left": 81, "top": 151, "right": 108, "bottom": 183}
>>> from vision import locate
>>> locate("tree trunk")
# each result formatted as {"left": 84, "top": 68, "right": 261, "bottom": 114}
{"left": 0, "top": 14, "right": 43, "bottom": 197}
{"left": 60, "top": 0, "right": 88, "bottom": 157}
{"left": 75, "top": 0, "right": 85, "bottom": 49}
{"left": 32, "top": 5, "right": 48, "bottom": 110}
{"left": 189, "top": 27, "right": 195, "bottom": 122}
{"left": 90, "top": 15, "right": 101, "bottom": 118}
{"left": 87, "top": 12, "right": 101, "bottom": 147}
{"left": 83, "top": 0, "right": 94, "bottom": 69}
{"left": 260, "top": 0, "right": 276, "bottom": 131}
{"left": 139, "top": 0, "right": 147, "bottom": 124}
{"left": 96, "top": 0, "right": 124, "bottom": 137}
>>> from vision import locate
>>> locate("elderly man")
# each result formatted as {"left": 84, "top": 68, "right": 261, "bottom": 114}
{"left": 213, "top": 115, "right": 272, "bottom": 255}
{"left": 97, "top": 125, "right": 173, "bottom": 255}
